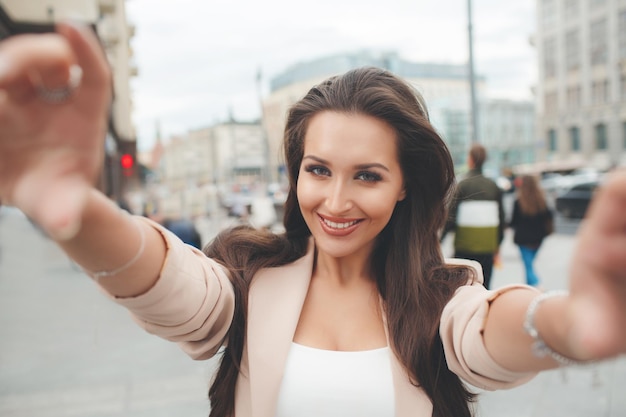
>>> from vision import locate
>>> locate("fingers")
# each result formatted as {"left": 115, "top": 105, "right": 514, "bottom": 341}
{"left": 574, "top": 170, "right": 626, "bottom": 278}
{"left": 56, "top": 22, "right": 111, "bottom": 93}
{"left": 14, "top": 170, "right": 89, "bottom": 241}
{"left": 40, "top": 176, "right": 90, "bottom": 241}
{"left": 0, "top": 22, "right": 111, "bottom": 106}
{"left": 0, "top": 33, "right": 77, "bottom": 102}
{"left": 585, "top": 170, "right": 626, "bottom": 235}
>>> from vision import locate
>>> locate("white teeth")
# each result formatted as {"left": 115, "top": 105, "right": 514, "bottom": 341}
{"left": 322, "top": 218, "right": 358, "bottom": 229}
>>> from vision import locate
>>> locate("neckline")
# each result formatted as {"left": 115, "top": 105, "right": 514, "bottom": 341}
{"left": 292, "top": 342, "right": 389, "bottom": 354}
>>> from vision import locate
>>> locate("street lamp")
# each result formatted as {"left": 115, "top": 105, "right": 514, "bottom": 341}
{"left": 256, "top": 68, "right": 271, "bottom": 185}
{"left": 467, "top": 0, "right": 480, "bottom": 144}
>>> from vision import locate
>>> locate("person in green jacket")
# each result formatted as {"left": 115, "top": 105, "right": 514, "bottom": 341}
{"left": 443, "top": 143, "right": 505, "bottom": 289}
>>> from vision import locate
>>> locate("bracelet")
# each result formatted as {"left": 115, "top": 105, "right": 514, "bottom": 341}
{"left": 523, "top": 290, "right": 587, "bottom": 367}
{"left": 84, "top": 216, "right": 146, "bottom": 280}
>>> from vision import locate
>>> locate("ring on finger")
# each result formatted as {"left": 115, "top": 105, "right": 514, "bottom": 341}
{"left": 37, "top": 65, "right": 83, "bottom": 103}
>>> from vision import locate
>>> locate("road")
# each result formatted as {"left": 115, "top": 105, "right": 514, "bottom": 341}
{"left": 1, "top": 206, "right": 624, "bottom": 417}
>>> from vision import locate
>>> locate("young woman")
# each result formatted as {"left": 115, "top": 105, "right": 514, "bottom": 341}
{"left": 0, "top": 23, "right": 625, "bottom": 417}
{"left": 509, "top": 175, "right": 554, "bottom": 287}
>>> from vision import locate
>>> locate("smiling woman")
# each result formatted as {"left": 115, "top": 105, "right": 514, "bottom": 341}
{"left": 0, "top": 24, "right": 625, "bottom": 417}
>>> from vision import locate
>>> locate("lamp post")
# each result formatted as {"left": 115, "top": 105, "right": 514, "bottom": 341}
{"left": 256, "top": 68, "right": 271, "bottom": 185}
{"left": 467, "top": 0, "right": 480, "bottom": 144}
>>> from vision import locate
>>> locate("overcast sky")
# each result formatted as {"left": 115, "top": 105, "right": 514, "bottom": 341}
{"left": 126, "top": 0, "right": 537, "bottom": 151}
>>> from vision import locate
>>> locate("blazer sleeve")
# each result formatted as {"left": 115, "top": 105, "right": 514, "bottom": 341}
{"left": 440, "top": 259, "right": 538, "bottom": 390}
{"left": 97, "top": 216, "right": 236, "bottom": 360}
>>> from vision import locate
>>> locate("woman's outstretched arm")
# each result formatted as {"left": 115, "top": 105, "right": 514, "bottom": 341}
{"left": 0, "top": 23, "right": 166, "bottom": 297}
{"left": 483, "top": 170, "right": 626, "bottom": 372}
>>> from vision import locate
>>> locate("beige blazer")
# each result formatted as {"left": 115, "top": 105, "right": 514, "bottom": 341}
{"left": 105, "top": 218, "right": 536, "bottom": 417}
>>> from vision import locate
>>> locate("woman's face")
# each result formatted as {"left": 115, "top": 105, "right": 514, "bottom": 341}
{"left": 297, "top": 111, "right": 406, "bottom": 260}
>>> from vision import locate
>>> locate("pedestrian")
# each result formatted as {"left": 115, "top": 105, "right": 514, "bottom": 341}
{"left": 442, "top": 143, "right": 505, "bottom": 289}
{"left": 509, "top": 175, "right": 554, "bottom": 288}
{"left": 161, "top": 217, "right": 203, "bottom": 249}
{"left": 0, "top": 24, "right": 625, "bottom": 417}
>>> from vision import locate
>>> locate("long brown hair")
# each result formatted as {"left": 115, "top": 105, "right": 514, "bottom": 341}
{"left": 205, "top": 67, "right": 477, "bottom": 417}
{"left": 517, "top": 175, "right": 548, "bottom": 215}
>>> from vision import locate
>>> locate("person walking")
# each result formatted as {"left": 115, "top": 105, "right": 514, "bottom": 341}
{"left": 443, "top": 143, "right": 505, "bottom": 289}
{"left": 509, "top": 175, "right": 554, "bottom": 288}
{"left": 1, "top": 24, "right": 625, "bottom": 417}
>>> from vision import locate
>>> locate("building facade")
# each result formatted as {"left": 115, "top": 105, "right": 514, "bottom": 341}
{"left": 535, "top": 0, "right": 626, "bottom": 170}
{"left": 152, "top": 120, "right": 265, "bottom": 218}
{"left": 478, "top": 99, "right": 537, "bottom": 175}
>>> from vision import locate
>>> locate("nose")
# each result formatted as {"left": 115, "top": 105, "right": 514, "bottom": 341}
{"left": 325, "top": 178, "right": 353, "bottom": 214}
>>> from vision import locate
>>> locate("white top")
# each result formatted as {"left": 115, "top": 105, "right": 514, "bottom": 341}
{"left": 275, "top": 343, "right": 395, "bottom": 417}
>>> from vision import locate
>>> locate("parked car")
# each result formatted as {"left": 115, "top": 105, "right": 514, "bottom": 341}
{"left": 554, "top": 180, "right": 601, "bottom": 219}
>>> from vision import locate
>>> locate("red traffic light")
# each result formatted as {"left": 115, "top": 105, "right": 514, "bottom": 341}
{"left": 120, "top": 153, "right": 134, "bottom": 170}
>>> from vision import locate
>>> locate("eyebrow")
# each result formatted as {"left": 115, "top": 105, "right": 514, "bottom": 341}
{"left": 302, "top": 155, "right": 391, "bottom": 172}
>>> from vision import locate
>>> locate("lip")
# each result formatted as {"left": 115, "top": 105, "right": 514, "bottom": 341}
{"left": 317, "top": 214, "right": 362, "bottom": 237}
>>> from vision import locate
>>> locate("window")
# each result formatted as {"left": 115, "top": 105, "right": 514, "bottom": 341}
{"left": 542, "top": 0, "right": 557, "bottom": 27}
{"left": 564, "top": 0, "right": 579, "bottom": 19}
{"left": 592, "top": 79, "right": 609, "bottom": 104}
{"left": 544, "top": 91, "right": 558, "bottom": 113}
{"left": 565, "top": 30, "right": 580, "bottom": 71}
{"left": 620, "top": 9, "right": 626, "bottom": 60}
{"left": 589, "top": 0, "right": 607, "bottom": 9}
{"left": 544, "top": 37, "right": 557, "bottom": 77}
{"left": 548, "top": 128, "right": 557, "bottom": 151}
{"left": 567, "top": 85, "right": 581, "bottom": 109}
{"left": 590, "top": 18, "right": 608, "bottom": 66}
{"left": 595, "top": 123, "right": 607, "bottom": 150}
{"left": 569, "top": 127, "right": 581, "bottom": 151}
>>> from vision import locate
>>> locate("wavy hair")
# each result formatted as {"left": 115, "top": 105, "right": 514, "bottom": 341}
{"left": 205, "top": 66, "right": 477, "bottom": 417}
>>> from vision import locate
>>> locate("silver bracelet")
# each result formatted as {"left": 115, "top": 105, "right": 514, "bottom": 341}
{"left": 84, "top": 216, "right": 146, "bottom": 280}
{"left": 523, "top": 290, "right": 587, "bottom": 367}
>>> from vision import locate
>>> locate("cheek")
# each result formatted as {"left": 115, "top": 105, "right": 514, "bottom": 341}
{"left": 368, "top": 199, "right": 398, "bottom": 222}
{"left": 296, "top": 177, "right": 316, "bottom": 212}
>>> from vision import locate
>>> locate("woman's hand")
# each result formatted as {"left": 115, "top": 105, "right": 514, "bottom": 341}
{"left": 567, "top": 169, "right": 626, "bottom": 360}
{"left": 0, "top": 22, "right": 111, "bottom": 240}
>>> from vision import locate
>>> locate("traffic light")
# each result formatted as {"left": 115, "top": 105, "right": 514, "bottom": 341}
{"left": 120, "top": 153, "right": 135, "bottom": 176}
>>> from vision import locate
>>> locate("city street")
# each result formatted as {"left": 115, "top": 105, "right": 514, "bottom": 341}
{"left": 1, "top": 206, "right": 625, "bottom": 417}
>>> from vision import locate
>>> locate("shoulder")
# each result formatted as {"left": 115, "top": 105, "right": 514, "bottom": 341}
{"left": 480, "top": 175, "right": 500, "bottom": 190}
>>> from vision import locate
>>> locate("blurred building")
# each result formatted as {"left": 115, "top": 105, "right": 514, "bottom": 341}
{"left": 478, "top": 99, "right": 537, "bottom": 174}
{"left": 428, "top": 97, "right": 536, "bottom": 173}
{"left": 261, "top": 50, "right": 534, "bottom": 179}
{"left": 0, "top": 0, "right": 138, "bottom": 199}
{"left": 149, "top": 118, "right": 265, "bottom": 218}
{"left": 535, "top": 0, "right": 626, "bottom": 170}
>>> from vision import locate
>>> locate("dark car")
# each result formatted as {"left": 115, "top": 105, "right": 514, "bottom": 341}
{"left": 555, "top": 180, "right": 600, "bottom": 219}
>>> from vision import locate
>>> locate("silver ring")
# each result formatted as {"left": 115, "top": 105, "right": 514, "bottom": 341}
{"left": 37, "top": 65, "right": 83, "bottom": 103}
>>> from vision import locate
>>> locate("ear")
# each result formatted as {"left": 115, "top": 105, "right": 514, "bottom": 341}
{"left": 397, "top": 188, "right": 406, "bottom": 201}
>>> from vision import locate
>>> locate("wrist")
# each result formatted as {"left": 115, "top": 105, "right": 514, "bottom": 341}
{"left": 524, "top": 290, "right": 591, "bottom": 366}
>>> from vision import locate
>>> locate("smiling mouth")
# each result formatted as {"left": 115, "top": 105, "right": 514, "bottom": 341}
{"left": 322, "top": 218, "right": 359, "bottom": 229}
{"left": 316, "top": 214, "right": 363, "bottom": 235}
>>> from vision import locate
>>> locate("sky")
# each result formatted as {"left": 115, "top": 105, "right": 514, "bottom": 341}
{"left": 126, "top": 0, "right": 537, "bottom": 152}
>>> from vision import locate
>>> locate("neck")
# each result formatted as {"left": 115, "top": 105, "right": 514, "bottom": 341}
{"left": 314, "top": 246, "right": 375, "bottom": 287}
